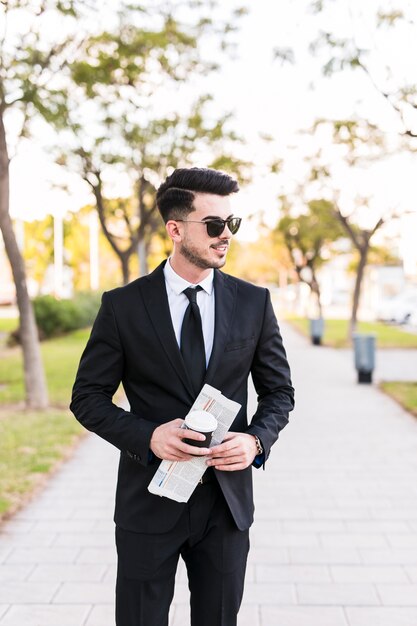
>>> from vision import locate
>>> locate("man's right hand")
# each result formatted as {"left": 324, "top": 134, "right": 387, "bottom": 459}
{"left": 150, "top": 418, "right": 210, "bottom": 461}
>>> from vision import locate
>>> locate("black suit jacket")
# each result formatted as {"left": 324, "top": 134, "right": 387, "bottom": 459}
{"left": 70, "top": 261, "right": 294, "bottom": 532}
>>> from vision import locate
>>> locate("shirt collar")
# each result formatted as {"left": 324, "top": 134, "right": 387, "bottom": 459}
{"left": 164, "top": 258, "right": 214, "bottom": 296}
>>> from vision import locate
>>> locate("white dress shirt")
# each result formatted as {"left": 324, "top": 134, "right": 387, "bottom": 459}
{"left": 163, "top": 258, "right": 215, "bottom": 367}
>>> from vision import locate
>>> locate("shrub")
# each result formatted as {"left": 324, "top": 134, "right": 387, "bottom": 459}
{"left": 32, "top": 292, "right": 101, "bottom": 339}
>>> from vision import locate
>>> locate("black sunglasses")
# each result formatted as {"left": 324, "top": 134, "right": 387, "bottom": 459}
{"left": 176, "top": 217, "right": 242, "bottom": 238}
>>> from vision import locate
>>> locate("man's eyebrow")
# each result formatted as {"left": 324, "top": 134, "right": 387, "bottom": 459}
{"left": 202, "top": 214, "right": 234, "bottom": 221}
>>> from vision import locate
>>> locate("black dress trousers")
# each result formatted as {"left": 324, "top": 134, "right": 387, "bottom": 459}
{"left": 115, "top": 480, "right": 249, "bottom": 626}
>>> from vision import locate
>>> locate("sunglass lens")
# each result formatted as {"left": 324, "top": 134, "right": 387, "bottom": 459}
{"left": 206, "top": 218, "right": 242, "bottom": 237}
{"left": 228, "top": 218, "right": 241, "bottom": 234}
{"left": 206, "top": 220, "right": 224, "bottom": 237}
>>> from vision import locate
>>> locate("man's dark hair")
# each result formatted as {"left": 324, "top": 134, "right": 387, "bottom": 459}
{"left": 156, "top": 167, "right": 239, "bottom": 223}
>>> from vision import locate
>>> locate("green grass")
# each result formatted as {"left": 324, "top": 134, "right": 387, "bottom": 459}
{"left": 287, "top": 317, "right": 417, "bottom": 349}
{"left": 0, "top": 328, "right": 92, "bottom": 521}
{"left": 380, "top": 382, "right": 417, "bottom": 418}
{"left": 0, "top": 408, "right": 85, "bottom": 519}
{"left": 0, "top": 328, "right": 91, "bottom": 406}
{"left": 0, "top": 317, "right": 18, "bottom": 333}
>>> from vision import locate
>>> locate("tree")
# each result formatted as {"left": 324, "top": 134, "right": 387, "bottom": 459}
{"left": 55, "top": 4, "right": 250, "bottom": 284}
{"left": 277, "top": 197, "right": 345, "bottom": 317}
{"left": 0, "top": 0, "right": 91, "bottom": 408}
{"left": 307, "top": 0, "right": 417, "bottom": 138}
{"left": 63, "top": 100, "right": 250, "bottom": 285}
{"left": 273, "top": 1, "right": 416, "bottom": 334}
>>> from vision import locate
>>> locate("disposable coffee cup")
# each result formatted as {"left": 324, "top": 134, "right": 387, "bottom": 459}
{"left": 183, "top": 411, "right": 218, "bottom": 448}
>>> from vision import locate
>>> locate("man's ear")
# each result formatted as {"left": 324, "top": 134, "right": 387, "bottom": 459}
{"left": 166, "top": 220, "right": 182, "bottom": 243}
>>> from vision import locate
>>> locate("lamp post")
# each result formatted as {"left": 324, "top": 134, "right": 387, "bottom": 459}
{"left": 53, "top": 210, "right": 64, "bottom": 298}
{"left": 89, "top": 210, "right": 99, "bottom": 291}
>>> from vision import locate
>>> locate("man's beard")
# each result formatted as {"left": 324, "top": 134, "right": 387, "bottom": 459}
{"left": 180, "top": 240, "right": 227, "bottom": 270}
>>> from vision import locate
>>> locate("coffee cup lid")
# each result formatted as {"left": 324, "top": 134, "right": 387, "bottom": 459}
{"left": 185, "top": 410, "right": 218, "bottom": 433}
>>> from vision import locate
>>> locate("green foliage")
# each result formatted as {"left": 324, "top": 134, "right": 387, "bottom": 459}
{"left": 277, "top": 197, "right": 345, "bottom": 273}
{"left": 32, "top": 292, "right": 101, "bottom": 339}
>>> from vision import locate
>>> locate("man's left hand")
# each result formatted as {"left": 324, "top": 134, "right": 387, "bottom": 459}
{"left": 206, "top": 432, "right": 258, "bottom": 471}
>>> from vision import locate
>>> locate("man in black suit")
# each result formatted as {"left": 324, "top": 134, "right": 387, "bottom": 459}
{"left": 71, "top": 167, "right": 294, "bottom": 626}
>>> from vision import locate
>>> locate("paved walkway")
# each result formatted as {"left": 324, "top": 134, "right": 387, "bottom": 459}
{"left": 1, "top": 324, "right": 417, "bottom": 625}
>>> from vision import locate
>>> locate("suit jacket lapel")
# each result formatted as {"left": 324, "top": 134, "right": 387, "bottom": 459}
{"left": 138, "top": 261, "right": 195, "bottom": 400}
{"left": 205, "top": 270, "right": 236, "bottom": 385}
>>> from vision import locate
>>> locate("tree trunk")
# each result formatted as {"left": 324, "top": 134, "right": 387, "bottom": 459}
{"left": 310, "top": 269, "right": 323, "bottom": 318}
{"left": 138, "top": 238, "right": 148, "bottom": 277}
{"left": 121, "top": 254, "right": 130, "bottom": 285}
{"left": 349, "top": 243, "right": 369, "bottom": 339}
{"left": 0, "top": 111, "right": 48, "bottom": 409}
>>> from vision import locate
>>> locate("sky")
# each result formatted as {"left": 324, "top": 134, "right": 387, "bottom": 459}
{"left": 6, "top": 0, "right": 417, "bottom": 256}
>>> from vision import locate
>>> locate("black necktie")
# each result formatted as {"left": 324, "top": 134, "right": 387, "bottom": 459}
{"left": 181, "top": 286, "right": 206, "bottom": 396}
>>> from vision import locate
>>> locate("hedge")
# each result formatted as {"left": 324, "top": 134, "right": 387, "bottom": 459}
{"left": 32, "top": 292, "right": 102, "bottom": 339}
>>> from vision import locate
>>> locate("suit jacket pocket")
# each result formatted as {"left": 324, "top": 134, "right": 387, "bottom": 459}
{"left": 225, "top": 336, "right": 255, "bottom": 352}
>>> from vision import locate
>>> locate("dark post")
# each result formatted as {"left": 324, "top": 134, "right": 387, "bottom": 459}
{"left": 353, "top": 334, "right": 376, "bottom": 383}
{"left": 309, "top": 318, "right": 324, "bottom": 346}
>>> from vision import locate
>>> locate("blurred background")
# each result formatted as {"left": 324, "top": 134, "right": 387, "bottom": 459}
{"left": 0, "top": 0, "right": 416, "bottom": 518}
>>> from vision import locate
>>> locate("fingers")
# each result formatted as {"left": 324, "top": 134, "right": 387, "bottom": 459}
{"left": 177, "top": 428, "right": 206, "bottom": 443}
{"left": 206, "top": 433, "right": 256, "bottom": 471}
{"left": 150, "top": 419, "right": 210, "bottom": 460}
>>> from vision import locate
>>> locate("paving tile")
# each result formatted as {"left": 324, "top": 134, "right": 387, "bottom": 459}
{"left": 330, "top": 565, "right": 408, "bottom": 583}
{"left": 359, "top": 549, "right": 417, "bottom": 565}
{"left": 0, "top": 604, "right": 90, "bottom": 626}
{"left": 404, "top": 567, "right": 417, "bottom": 583}
{"left": 346, "top": 521, "right": 410, "bottom": 533}
{"left": 0, "top": 565, "right": 33, "bottom": 583}
{"left": 84, "top": 605, "right": 114, "bottom": 626}
{"left": 13, "top": 507, "right": 74, "bottom": 521}
{"left": 0, "top": 549, "right": 11, "bottom": 564}
{"left": 253, "top": 533, "right": 320, "bottom": 548}
{"left": 53, "top": 582, "right": 115, "bottom": 604}
{"left": 311, "top": 509, "right": 372, "bottom": 520}
{"left": 370, "top": 509, "right": 417, "bottom": 520}
{"left": 296, "top": 583, "right": 380, "bottom": 606}
{"left": 345, "top": 607, "right": 417, "bottom": 626}
{"left": 248, "top": 547, "right": 289, "bottom": 564}
{"left": 319, "top": 533, "right": 388, "bottom": 548}
{"left": 241, "top": 583, "right": 296, "bottom": 605}
{"left": 168, "top": 604, "right": 190, "bottom": 626}
{"left": 281, "top": 520, "right": 346, "bottom": 532}
{"left": 256, "top": 507, "right": 313, "bottom": 520}
{"left": 0, "top": 521, "right": 35, "bottom": 534}
{"left": 91, "top": 520, "right": 115, "bottom": 532}
{"left": 102, "top": 564, "right": 117, "bottom": 583}
{"left": 5, "top": 547, "right": 79, "bottom": 564}
{"left": 28, "top": 563, "right": 107, "bottom": 582}
{"left": 255, "top": 564, "right": 331, "bottom": 583}
{"left": 376, "top": 584, "right": 417, "bottom": 606}
{"left": 0, "top": 581, "right": 60, "bottom": 603}
{"left": 289, "top": 547, "right": 361, "bottom": 564}
{"left": 76, "top": 548, "right": 116, "bottom": 564}
{"left": 172, "top": 582, "right": 190, "bottom": 604}
{"left": 387, "top": 534, "right": 417, "bottom": 548}
{"left": 32, "top": 520, "right": 96, "bottom": 533}
{"left": 0, "top": 532, "right": 56, "bottom": 548}
{"left": 71, "top": 508, "right": 114, "bottom": 520}
{"left": 0, "top": 607, "right": 9, "bottom": 620}
{"left": 233, "top": 604, "right": 260, "bottom": 626}
{"left": 52, "top": 532, "right": 113, "bottom": 548}
{"left": 260, "top": 605, "right": 348, "bottom": 626}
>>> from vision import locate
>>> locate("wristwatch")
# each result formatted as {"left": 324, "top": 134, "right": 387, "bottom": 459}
{"left": 253, "top": 435, "right": 264, "bottom": 456}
